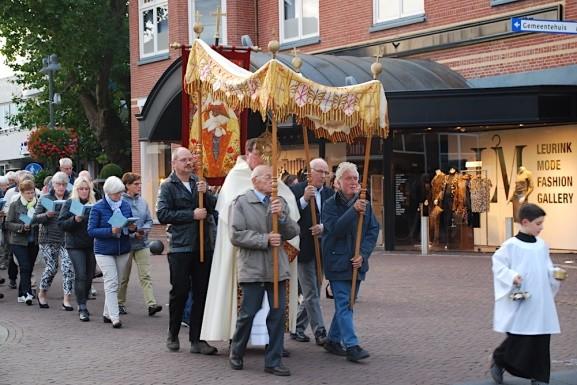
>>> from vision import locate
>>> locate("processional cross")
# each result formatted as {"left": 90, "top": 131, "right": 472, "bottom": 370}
{"left": 211, "top": 6, "right": 227, "bottom": 46}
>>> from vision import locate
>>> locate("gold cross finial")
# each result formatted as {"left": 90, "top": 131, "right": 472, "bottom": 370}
{"left": 292, "top": 47, "right": 301, "bottom": 57}
{"left": 195, "top": 10, "right": 202, "bottom": 24}
{"left": 268, "top": 28, "right": 280, "bottom": 59}
{"left": 291, "top": 47, "right": 303, "bottom": 72}
{"left": 211, "top": 7, "right": 227, "bottom": 39}
{"left": 371, "top": 46, "right": 384, "bottom": 80}
{"left": 193, "top": 10, "right": 204, "bottom": 39}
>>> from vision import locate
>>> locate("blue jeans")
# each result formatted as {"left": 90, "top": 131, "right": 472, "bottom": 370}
{"left": 327, "top": 280, "right": 361, "bottom": 349}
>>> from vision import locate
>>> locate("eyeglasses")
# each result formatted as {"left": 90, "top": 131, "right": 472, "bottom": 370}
{"left": 312, "top": 169, "right": 330, "bottom": 176}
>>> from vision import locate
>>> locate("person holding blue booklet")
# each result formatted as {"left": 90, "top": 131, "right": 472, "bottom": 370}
{"left": 34, "top": 171, "right": 73, "bottom": 310}
{"left": 58, "top": 176, "right": 97, "bottom": 321}
{"left": 87, "top": 176, "right": 136, "bottom": 329}
{"left": 4, "top": 179, "right": 39, "bottom": 305}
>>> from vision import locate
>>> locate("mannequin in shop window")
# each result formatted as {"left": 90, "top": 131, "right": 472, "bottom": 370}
{"left": 429, "top": 169, "right": 445, "bottom": 246}
{"left": 439, "top": 168, "right": 459, "bottom": 248}
{"left": 508, "top": 166, "right": 534, "bottom": 223}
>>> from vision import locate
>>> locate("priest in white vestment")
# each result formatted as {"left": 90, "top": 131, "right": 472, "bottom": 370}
{"left": 201, "top": 138, "right": 300, "bottom": 343}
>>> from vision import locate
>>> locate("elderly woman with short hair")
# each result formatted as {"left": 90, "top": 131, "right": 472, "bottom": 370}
{"left": 87, "top": 176, "right": 135, "bottom": 328}
{"left": 58, "top": 176, "right": 97, "bottom": 321}
{"left": 34, "top": 171, "right": 73, "bottom": 309}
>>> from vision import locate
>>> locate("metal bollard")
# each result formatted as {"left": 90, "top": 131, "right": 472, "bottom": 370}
{"left": 420, "top": 203, "right": 429, "bottom": 255}
{"left": 505, "top": 217, "right": 514, "bottom": 239}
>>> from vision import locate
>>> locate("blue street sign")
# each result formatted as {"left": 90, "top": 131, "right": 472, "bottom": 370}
{"left": 512, "top": 18, "right": 577, "bottom": 35}
{"left": 24, "top": 162, "right": 43, "bottom": 175}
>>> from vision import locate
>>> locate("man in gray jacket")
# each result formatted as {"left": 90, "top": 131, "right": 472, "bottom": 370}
{"left": 228, "top": 165, "right": 300, "bottom": 376}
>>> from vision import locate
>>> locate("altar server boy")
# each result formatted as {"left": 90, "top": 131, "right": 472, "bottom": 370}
{"left": 489, "top": 203, "right": 563, "bottom": 385}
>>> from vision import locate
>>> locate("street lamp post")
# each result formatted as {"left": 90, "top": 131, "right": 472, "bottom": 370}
{"left": 40, "top": 54, "right": 61, "bottom": 129}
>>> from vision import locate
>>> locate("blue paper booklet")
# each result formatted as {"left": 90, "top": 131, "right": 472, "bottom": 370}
{"left": 70, "top": 200, "right": 94, "bottom": 217}
{"left": 19, "top": 213, "right": 32, "bottom": 225}
{"left": 40, "top": 197, "right": 66, "bottom": 213}
{"left": 107, "top": 210, "right": 138, "bottom": 228}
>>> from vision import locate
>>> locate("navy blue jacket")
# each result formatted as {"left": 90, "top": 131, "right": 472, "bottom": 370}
{"left": 290, "top": 181, "right": 334, "bottom": 263}
{"left": 87, "top": 198, "right": 133, "bottom": 256}
{"left": 321, "top": 192, "right": 379, "bottom": 281}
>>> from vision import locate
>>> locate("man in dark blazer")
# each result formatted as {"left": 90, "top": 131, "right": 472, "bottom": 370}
{"left": 290, "top": 158, "right": 334, "bottom": 345}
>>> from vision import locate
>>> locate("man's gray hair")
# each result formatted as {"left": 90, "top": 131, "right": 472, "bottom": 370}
{"left": 251, "top": 164, "right": 271, "bottom": 179}
{"left": 309, "top": 158, "right": 328, "bottom": 170}
{"left": 59, "top": 157, "right": 73, "bottom": 167}
{"left": 5, "top": 171, "right": 17, "bottom": 182}
{"left": 335, "top": 162, "right": 359, "bottom": 181}
{"left": 171, "top": 147, "right": 191, "bottom": 162}
{"left": 103, "top": 176, "right": 126, "bottom": 195}
{"left": 52, "top": 171, "right": 69, "bottom": 185}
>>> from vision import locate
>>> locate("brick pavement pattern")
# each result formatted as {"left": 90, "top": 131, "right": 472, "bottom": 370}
{"left": 0, "top": 250, "right": 575, "bottom": 385}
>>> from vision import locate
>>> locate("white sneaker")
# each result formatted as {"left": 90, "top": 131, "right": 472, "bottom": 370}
{"left": 91, "top": 287, "right": 97, "bottom": 296}
{"left": 17, "top": 296, "right": 26, "bottom": 303}
{"left": 25, "top": 293, "right": 34, "bottom": 305}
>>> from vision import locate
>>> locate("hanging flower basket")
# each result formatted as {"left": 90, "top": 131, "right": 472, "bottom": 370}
{"left": 27, "top": 126, "right": 78, "bottom": 168}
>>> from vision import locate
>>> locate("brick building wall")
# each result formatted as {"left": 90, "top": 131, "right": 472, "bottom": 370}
{"left": 130, "top": 0, "right": 577, "bottom": 173}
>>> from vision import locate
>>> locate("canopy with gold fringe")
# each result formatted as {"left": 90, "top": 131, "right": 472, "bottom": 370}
{"left": 184, "top": 39, "right": 388, "bottom": 142}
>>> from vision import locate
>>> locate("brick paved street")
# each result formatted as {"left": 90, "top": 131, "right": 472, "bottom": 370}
{"left": 1, "top": 250, "right": 575, "bottom": 385}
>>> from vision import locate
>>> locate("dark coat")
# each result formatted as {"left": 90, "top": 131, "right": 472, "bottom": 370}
{"left": 290, "top": 181, "right": 334, "bottom": 263}
{"left": 33, "top": 190, "right": 70, "bottom": 244}
{"left": 5, "top": 198, "right": 39, "bottom": 246}
{"left": 58, "top": 198, "right": 93, "bottom": 249}
{"left": 87, "top": 198, "right": 133, "bottom": 256}
{"left": 321, "top": 192, "right": 380, "bottom": 281}
{"left": 156, "top": 172, "right": 217, "bottom": 253}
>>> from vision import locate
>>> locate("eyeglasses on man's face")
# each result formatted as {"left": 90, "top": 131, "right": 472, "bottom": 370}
{"left": 311, "top": 168, "right": 330, "bottom": 176}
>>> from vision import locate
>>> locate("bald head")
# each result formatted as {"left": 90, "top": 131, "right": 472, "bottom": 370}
{"left": 251, "top": 165, "right": 273, "bottom": 195}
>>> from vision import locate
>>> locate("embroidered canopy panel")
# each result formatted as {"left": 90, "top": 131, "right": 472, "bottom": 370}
{"left": 184, "top": 39, "right": 389, "bottom": 143}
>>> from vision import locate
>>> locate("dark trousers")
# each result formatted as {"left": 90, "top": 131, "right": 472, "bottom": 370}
{"left": 11, "top": 243, "right": 39, "bottom": 297}
{"left": 230, "top": 281, "right": 286, "bottom": 369}
{"left": 493, "top": 333, "right": 551, "bottom": 383}
{"left": 167, "top": 251, "right": 212, "bottom": 342}
{"left": 68, "top": 248, "right": 96, "bottom": 307}
{"left": 8, "top": 253, "right": 18, "bottom": 281}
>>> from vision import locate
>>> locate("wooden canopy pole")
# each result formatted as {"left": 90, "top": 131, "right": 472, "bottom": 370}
{"left": 196, "top": 89, "right": 205, "bottom": 263}
{"left": 302, "top": 127, "right": 323, "bottom": 287}
{"left": 271, "top": 116, "right": 279, "bottom": 309}
{"left": 192, "top": 14, "right": 205, "bottom": 263}
{"left": 350, "top": 49, "right": 383, "bottom": 308}
{"left": 350, "top": 133, "right": 372, "bottom": 308}
{"left": 268, "top": 36, "right": 281, "bottom": 309}
{"left": 291, "top": 49, "right": 323, "bottom": 287}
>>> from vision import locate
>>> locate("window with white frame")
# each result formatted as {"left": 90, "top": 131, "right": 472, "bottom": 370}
{"left": 374, "top": 0, "right": 424, "bottom": 24}
{"left": 188, "top": 0, "right": 227, "bottom": 45}
{"left": 139, "top": 0, "right": 169, "bottom": 59}
{"left": 280, "top": 0, "right": 319, "bottom": 43}
{"left": 0, "top": 102, "right": 17, "bottom": 131}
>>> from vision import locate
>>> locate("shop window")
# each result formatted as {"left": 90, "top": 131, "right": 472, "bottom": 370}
{"left": 279, "top": 0, "right": 319, "bottom": 48}
{"left": 189, "top": 0, "right": 227, "bottom": 45}
{"left": 139, "top": 0, "right": 169, "bottom": 61}
{"left": 371, "top": 0, "right": 425, "bottom": 32}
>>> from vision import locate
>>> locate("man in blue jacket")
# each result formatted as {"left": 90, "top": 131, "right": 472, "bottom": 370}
{"left": 321, "top": 161, "right": 379, "bottom": 362}
{"left": 156, "top": 147, "right": 218, "bottom": 355}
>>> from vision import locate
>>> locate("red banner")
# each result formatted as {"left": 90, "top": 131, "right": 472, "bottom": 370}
{"left": 181, "top": 45, "right": 250, "bottom": 186}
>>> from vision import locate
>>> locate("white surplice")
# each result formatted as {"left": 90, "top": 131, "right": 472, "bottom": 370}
{"left": 492, "top": 237, "right": 561, "bottom": 335}
{"left": 200, "top": 156, "right": 300, "bottom": 342}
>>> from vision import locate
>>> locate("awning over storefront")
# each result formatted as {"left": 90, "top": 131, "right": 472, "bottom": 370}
{"left": 136, "top": 52, "right": 577, "bottom": 142}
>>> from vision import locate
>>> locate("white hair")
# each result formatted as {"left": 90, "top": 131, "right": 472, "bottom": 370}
{"left": 5, "top": 171, "right": 16, "bottom": 182}
{"left": 171, "top": 147, "right": 192, "bottom": 162}
{"left": 309, "top": 158, "right": 328, "bottom": 170}
{"left": 51, "top": 171, "right": 69, "bottom": 185}
{"left": 59, "top": 157, "right": 73, "bottom": 167}
{"left": 335, "top": 162, "right": 359, "bottom": 181}
{"left": 250, "top": 164, "right": 271, "bottom": 179}
{"left": 103, "top": 176, "right": 125, "bottom": 195}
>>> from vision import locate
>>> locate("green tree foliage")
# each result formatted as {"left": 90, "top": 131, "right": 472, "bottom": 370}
{"left": 99, "top": 163, "right": 123, "bottom": 179}
{"left": 0, "top": 0, "right": 131, "bottom": 170}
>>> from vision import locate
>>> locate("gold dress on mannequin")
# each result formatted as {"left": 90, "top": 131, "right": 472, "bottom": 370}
{"left": 509, "top": 167, "right": 534, "bottom": 222}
